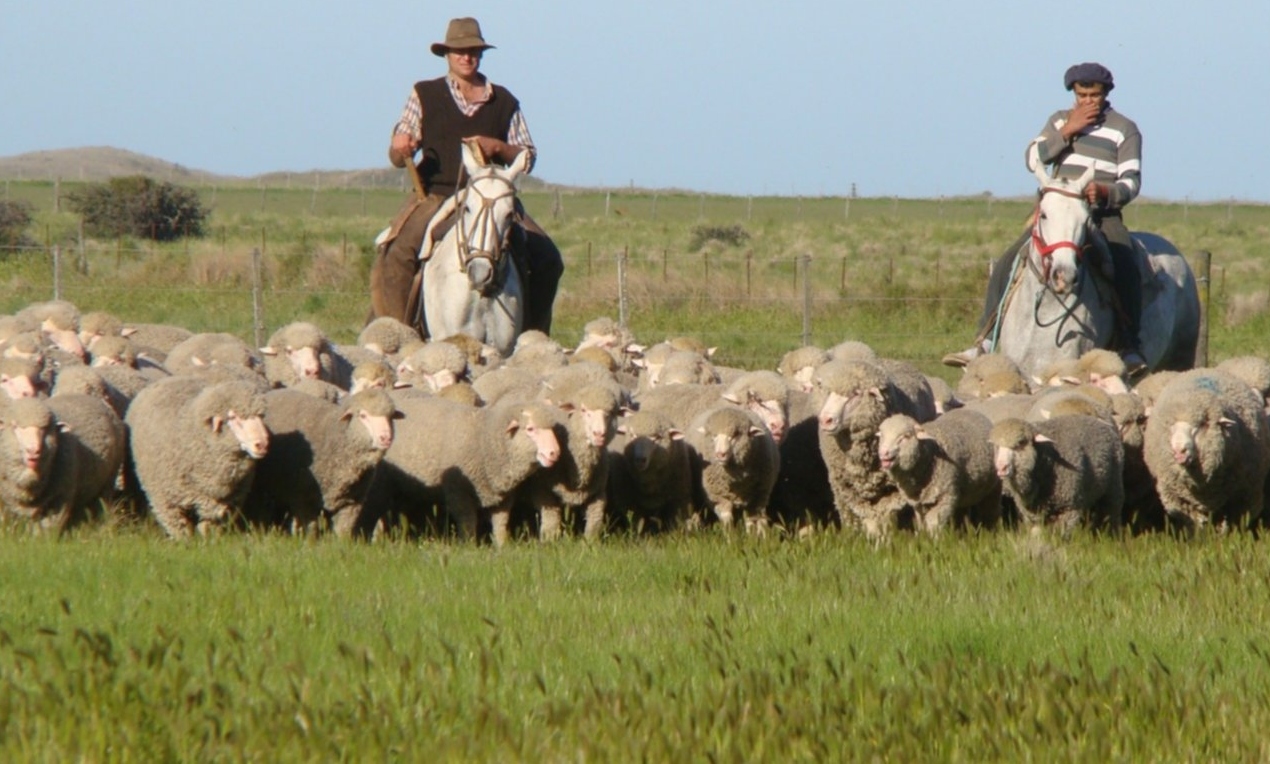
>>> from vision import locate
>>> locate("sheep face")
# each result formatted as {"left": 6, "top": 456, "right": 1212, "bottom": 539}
{"left": 216, "top": 411, "right": 269, "bottom": 459}
{"left": 620, "top": 413, "right": 683, "bottom": 473}
{"left": 571, "top": 404, "right": 614, "bottom": 449}
{"left": 41, "top": 317, "right": 86, "bottom": 361}
{"left": 698, "top": 411, "right": 763, "bottom": 466}
{"left": 818, "top": 387, "right": 883, "bottom": 435}
{"left": 508, "top": 408, "right": 561, "bottom": 468}
{"left": 727, "top": 392, "right": 787, "bottom": 444}
{"left": 877, "top": 415, "right": 921, "bottom": 474}
{"left": 1167, "top": 416, "right": 1234, "bottom": 472}
{"left": 1, "top": 364, "right": 40, "bottom": 400}
{"left": 1, "top": 407, "right": 60, "bottom": 489}
{"left": 989, "top": 421, "right": 1043, "bottom": 484}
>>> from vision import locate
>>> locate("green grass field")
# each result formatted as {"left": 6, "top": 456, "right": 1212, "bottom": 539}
{"left": 3, "top": 180, "right": 1270, "bottom": 759}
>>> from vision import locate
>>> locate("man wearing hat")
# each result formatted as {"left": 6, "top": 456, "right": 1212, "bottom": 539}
{"left": 944, "top": 62, "right": 1145, "bottom": 372}
{"left": 370, "top": 16, "right": 563, "bottom": 336}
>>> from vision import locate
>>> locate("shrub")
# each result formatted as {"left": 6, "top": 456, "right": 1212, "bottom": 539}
{"left": 67, "top": 176, "right": 208, "bottom": 241}
{"left": 0, "top": 199, "right": 35, "bottom": 251}
{"left": 689, "top": 224, "right": 750, "bottom": 251}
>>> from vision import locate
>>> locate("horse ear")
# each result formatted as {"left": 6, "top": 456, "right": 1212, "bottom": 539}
{"left": 1075, "top": 164, "right": 1098, "bottom": 194}
{"left": 507, "top": 146, "right": 532, "bottom": 178}
{"left": 461, "top": 140, "right": 483, "bottom": 175}
{"left": 1028, "top": 141, "right": 1050, "bottom": 187}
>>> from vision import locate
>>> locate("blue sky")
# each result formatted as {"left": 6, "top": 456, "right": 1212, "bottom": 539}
{"left": 3, "top": 1, "right": 1267, "bottom": 201}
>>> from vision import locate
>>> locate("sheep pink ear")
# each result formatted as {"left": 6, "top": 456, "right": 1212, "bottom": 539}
{"left": 749, "top": 425, "right": 764, "bottom": 437}
{"left": 696, "top": 426, "right": 706, "bottom": 435}
{"left": 505, "top": 419, "right": 520, "bottom": 435}
{"left": 392, "top": 381, "right": 412, "bottom": 389}
{"left": 721, "top": 392, "right": 741, "bottom": 404}
{"left": 620, "top": 405, "right": 637, "bottom": 417}
{"left": 192, "top": 357, "right": 208, "bottom": 367}
{"left": 668, "top": 428, "right": 685, "bottom": 441}
{"left": 916, "top": 428, "right": 934, "bottom": 441}
{"left": 121, "top": 327, "right": 138, "bottom": 337}
{"left": 1032, "top": 433, "right": 1055, "bottom": 444}
{"left": 259, "top": 346, "right": 278, "bottom": 357}
{"left": 209, "top": 414, "right": 224, "bottom": 433}
{"left": 339, "top": 409, "right": 355, "bottom": 422}
{"left": 1218, "top": 416, "right": 1236, "bottom": 429}
{"left": 58, "top": 421, "right": 73, "bottom": 433}
{"left": 615, "top": 424, "right": 629, "bottom": 436}
{"left": 556, "top": 401, "right": 575, "bottom": 413}
{"left": 868, "top": 387, "right": 885, "bottom": 402}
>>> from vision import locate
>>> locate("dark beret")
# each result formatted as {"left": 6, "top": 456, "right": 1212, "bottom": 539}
{"left": 1064, "top": 62, "right": 1114, "bottom": 92}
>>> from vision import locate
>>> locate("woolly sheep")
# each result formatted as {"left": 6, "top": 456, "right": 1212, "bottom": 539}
{"left": 16, "top": 300, "right": 86, "bottom": 361}
{"left": 395, "top": 341, "right": 469, "bottom": 393}
{"left": 246, "top": 388, "right": 401, "bottom": 536}
{"left": 164, "top": 333, "right": 266, "bottom": 377}
{"left": 1025, "top": 384, "right": 1115, "bottom": 426}
{"left": 606, "top": 410, "right": 694, "bottom": 533}
{"left": 121, "top": 322, "right": 193, "bottom": 355}
{"left": 126, "top": 377, "right": 270, "bottom": 538}
{"left": 524, "top": 378, "right": 624, "bottom": 540}
{"left": 955, "top": 353, "right": 1029, "bottom": 401}
{"left": 1109, "top": 392, "right": 1164, "bottom": 532}
{"left": 925, "top": 375, "right": 961, "bottom": 415}
{"left": 777, "top": 345, "right": 828, "bottom": 393}
{"left": 259, "top": 322, "right": 342, "bottom": 388}
{"left": 577, "top": 317, "right": 643, "bottom": 373}
{"left": 826, "top": 340, "right": 878, "bottom": 363}
{"left": 1216, "top": 356, "right": 1270, "bottom": 412}
{"left": 470, "top": 365, "right": 543, "bottom": 408}
{"left": 0, "top": 356, "right": 42, "bottom": 399}
{"left": 1078, "top": 349, "right": 1131, "bottom": 394}
{"left": 656, "top": 350, "right": 721, "bottom": 387}
{"left": 1142, "top": 369, "right": 1270, "bottom": 531}
{"left": 77, "top": 310, "right": 126, "bottom": 350}
{"left": 0, "top": 394, "right": 124, "bottom": 533}
{"left": 877, "top": 410, "right": 1001, "bottom": 534}
{"left": 440, "top": 333, "right": 503, "bottom": 379}
{"left": 813, "top": 359, "right": 929, "bottom": 537}
{"left": 988, "top": 415, "right": 1125, "bottom": 533}
{"left": 375, "top": 396, "right": 562, "bottom": 546}
{"left": 686, "top": 405, "right": 780, "bottom": 534}
{"left": 357, "top": 316, "right": 420, "bottom": 357}
{"left": 637, "top": 370, "right": 792, "bottom": 444}
{"left": 1132, "top": 370, "right": 1181, "bottom": 416}
{"left": 506, "top": 335, "right": 569, "bottom": 375}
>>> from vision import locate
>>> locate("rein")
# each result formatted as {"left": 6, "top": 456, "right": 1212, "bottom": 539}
{"left": 453, "top": 172, "right": 518, "bottom": 274}
{"left": 1026, "top": 186, "right": 1091, "bottom": 344}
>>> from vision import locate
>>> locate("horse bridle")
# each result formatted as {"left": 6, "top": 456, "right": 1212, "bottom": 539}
{"left": 1028, "top": 185, "right": 1085, "bottom": 285}
{"left": 454, "top": 172, "right": 518, "bottom": 274}
{"left": 1027, "top": 185, "right": 1093, "bottom": 342}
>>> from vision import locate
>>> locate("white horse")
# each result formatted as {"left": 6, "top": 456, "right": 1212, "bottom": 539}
{"left": 992, "top": 146, "right": 1200, "bottom": 380}
{"left": 419, "top": 142, "right": 529, "bottom": 358}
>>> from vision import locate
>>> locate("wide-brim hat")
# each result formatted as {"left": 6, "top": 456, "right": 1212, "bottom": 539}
{"left": 431, "top": 17, "right": 495, "bottom": 57}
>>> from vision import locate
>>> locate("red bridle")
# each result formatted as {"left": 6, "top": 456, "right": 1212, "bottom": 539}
{"left": 1029, "top": 186, "right": 1087, "bottom": 283}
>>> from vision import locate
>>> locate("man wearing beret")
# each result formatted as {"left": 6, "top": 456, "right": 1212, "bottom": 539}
{"left": 370, "top": 16, "right": 563, "bottom": 337}
{"left": 945, "top": 62, "right": 1145, "bottom": 373}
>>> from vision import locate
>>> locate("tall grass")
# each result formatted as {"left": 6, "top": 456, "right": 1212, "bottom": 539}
{"left": 2, "top": 529, "right": 1270, "bottom": 759}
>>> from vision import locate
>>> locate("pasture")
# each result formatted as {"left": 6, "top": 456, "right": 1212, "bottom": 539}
{"left": 3, "top": 179, "right": 1270, "bottom": 759}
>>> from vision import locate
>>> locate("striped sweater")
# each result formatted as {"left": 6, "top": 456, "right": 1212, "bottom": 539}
{"left": 1029, "top": 103, "right": 1142, "bottom": 210}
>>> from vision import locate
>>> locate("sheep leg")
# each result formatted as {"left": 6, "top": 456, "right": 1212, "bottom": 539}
{"left": 490, "top": 500, "right": 513, "bottom": 548}
{"left": 539, "top": 500, "right": 563, "bottom": 542}
{"left": 582, "top": 496, "right": 606, "bottom": 540}
{"left": 445, "top": 493, "right": 480, "bottom": 542}
{"left": 151, "top": 504, "right": 195, "bottom": 539}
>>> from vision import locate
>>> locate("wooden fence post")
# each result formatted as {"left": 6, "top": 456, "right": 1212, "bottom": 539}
{"left": 618, "top": 246, "right": 629, "bottom": 329}
{"left": 252, "top": 248, "right": 265, "bottom": 348}
{"left": 800, "top": 254, "right": 812, "bottom": 347}
{"left": 1195, "top": 250, "right": 1211, "bottom": 368}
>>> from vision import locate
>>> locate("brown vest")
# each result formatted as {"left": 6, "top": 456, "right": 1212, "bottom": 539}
{"left": 414, "top": 77, "right": 519, "bottom": 197}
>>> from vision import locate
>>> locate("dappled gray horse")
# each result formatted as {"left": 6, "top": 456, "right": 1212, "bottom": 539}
{"left": 420, "top": 142, "right": 527, "bottom": 358}
{"left": 993, "top": 147, "right": 1200, "bottom": 380}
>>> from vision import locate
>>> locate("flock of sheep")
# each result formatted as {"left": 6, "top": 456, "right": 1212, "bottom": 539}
{"left": 3, "top": 299, "right": 1270, "bottom": 543}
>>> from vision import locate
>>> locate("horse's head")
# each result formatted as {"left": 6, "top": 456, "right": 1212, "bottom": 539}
{"left": 455, "top": 141, "right": 529, "bottom": 295}
{"left": 1028, "top": 143, "right": 1096, "bottom": 296}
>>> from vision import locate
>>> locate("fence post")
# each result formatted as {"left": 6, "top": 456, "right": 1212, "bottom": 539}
{"left": 77, "top": 218, "right": 87, "bottom": 275}
{"left": 605, "top": 192, "right": 611, "bottom": 218}
{"left": 800, "top": 254, "right": 812, "bottom": 347}
{"left": 618, "top": 246, "right": 629, "bottom": 329}
{"left": 252, "top": 248, "right": 265, "bottom": 348}
{"left": 747, "top": 195, "right": 753, "bottom": 221}
{"left": 844, "top": 197, "right": 850, "bottom": 222}
{"left": 1195, "top": 250, "right": 1211, "bottom": 368}
{"left": 53, "top": 177, "right": 61, "bottom": 213}
{"left": 652, "top": 193, "right": 658, "bottom": 221}
{"left": 52, "top": 244, "right": 61, "bottom": 301}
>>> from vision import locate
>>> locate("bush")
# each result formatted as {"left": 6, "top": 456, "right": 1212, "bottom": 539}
{"left": 0, "top": 200, "right": 35, "bottom": 250}
{"left": 67, "top": 176, "right": 207, "bottom": 241}
{"left": 689, "top": 224, "right": 750, "bottom": 251}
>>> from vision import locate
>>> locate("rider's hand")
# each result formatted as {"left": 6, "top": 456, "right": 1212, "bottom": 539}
{"left": 1084, "top": 182, "right": 1109, "bottom": 206}
{"left": 390, "top": 134, "right": 418, "bottom": 159}
{"left": 1061, "top": 101, "right": 1101, "bottom": 140}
